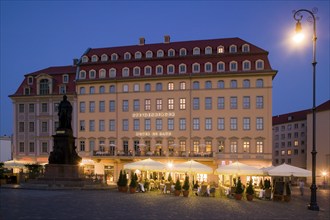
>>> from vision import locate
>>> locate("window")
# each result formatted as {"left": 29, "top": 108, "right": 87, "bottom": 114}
{"left": 144, "top": 83, "right": 151, "bottom": 92}
{"left": 230, "top": 118, "right": 237, "bottom": 130}
{"left": 217, "top": 62, "right": 225, "bottom": 72}
{"left": 79, "top": 102, "right": 85, "bottom": 113}
{"left": 99, "top": 69, "right": 106, "bottom": 78}
{"left": 79, "top": 120, "right": 85, "bottom": 131}
{"left": 63, "top": 74, "right": 69, "bottom": 83}
{"left": 89, "top": 140, "right": 95, "bottom": 151}
{"left": 243, "top": 141, "right": 250, "bottom": 152}
{"left": 80, "top": 87, "right": 86, "bottom": 94}
{"left": 89, "top": 86, "right": 95, "bottom": 94}
{"left": 168, "top": 98, "right": 174, "bottom": 110}
{"left": 124, "top": 52, "right": 131, "bottom": 60}
{"left": 122, "top": 119, "right": 129, "bottom": 131}
{"left": 168, "top": 118, "right": 174, "bottom": 130}
{"left": 19, "top": 104, "right": 24, "bottom": 113}
{"left": 123, "top": 85, "right": 129, "bottom": 92}
{"left": 19, "top": 142, "right": 25, "bottom": 153}
{"left": 99, "top": 86, "right": 105, "bottom": 94}
{"left": 144, "top": 119, "right": 151, "bottom": 131}
{"left": 217, "top": 80, "right": 225, "bottom": 89}
{"left": 99, "top": 120, "right": 105, "bottom": 131}
{"left": 96, "top": 101, "right": 104, "bottom": 113}
{"left": 40, "top": 79, "right": 49, "bottom": 95}
{"left": 229, "top": 45, "right": 237, "bottom": 53}
{"left": 217, "top": 118, "right": 225, "bottom": 130}
{"left": 156, "top": 119, "right": 162, "bottom": 131}
{"left": 144, "top": 66, "right": 152, "bottom": 76}
{"left": 256, "top": 117, "right": 264, "bottom": 130}
{"left": 256, "top": 96, "right": 264, "bottom": 109}
{"left": 192, "top": 63, "right": 200, "bottom": 73}
{"left": 156, "top": 99, "right": 162, "bottom": 110}
{"left": 193, "top": 98, "right": 200, "bottom": 110}
{"left": 243, "top": 117, "right": 250, "bottom": 130}
{"left": 146, "top": 51, "right": 153, "bottom": 58}
{"left": 217, "top": 46, "right": 224, "bottom": 54}
{"left": 41, "top": 142, "right": 48, "bottom": 153}
{"left": 168, "top": 49, "right": 175, "bottom": 57}
{"left": 28, "top": 76, "right": 33, "bottom": 85}
{"left": 179, "top": 48, "right": 187, "bottom": 56}
{"left": 243, "top": 61, "right": 251, "bottom": 71}
{"left": 133, "top": 84, "right": 140, "bottom": 92}
{"left": 243, "top": 96, "right": 250, "bottom": 109}
{"left": 133, "top": 119, "right": 140, "bottom": 131}
{"left": 256, "top": 79, "right": 264, "bottom": 88}
{"left": 243, "top": 79, "right": 250, "bottom": 88}
{"left": 109, "top": 120, "right": 115, "bottom": 131}
{"left": 257, "top": 141, "right": 263, "bottom": 153}
{"left": 91, "top": 55, "right": 98, "bottom": 62}
{"left": 218, "top": 140, "right": 225, "bottom": 152}
{"left": 205, "top": 81, "right": 212, "bottom": 89}
{"left": 230, "top": 141, "right": 238, "bottom": 153}
{"left": 179, "top": 118, "right": 186, "bottom": 130}
{"left": 24, "top": 87, "right": 30, "bottom": 95}
{"left": 179, "top": 98, "right": 186, "bottom": 110}
{"left": 156, "top": 83, "right": 162, "bottom": 91}
{"left": 230, "top": 61, "right": 238, "bottom": 71}
{"left": 41, "top": 103, "right": 48, "bottom": 113}
{"left": 167, "top": 65, "right": 175, "bottom": 74}
{"left": 109, "top": 68, "right": 116, "bottom": 78}
{"left": 230, "top": 80, "right": 237, "bottom": 88}
{"left": 41, "top": 121, "right": 48, "bottom": 132}
{"left": 89, "top": 101, "right": 95, "bottom": 112}
{"left": 145, "top": 99, "right": 151, "bottom": 111}
{"left": 179, "top": 64, "right": 186, "bottom": 74}
{"left": 180, "top": 82, "right": 186, "bottom": 90}
{"left": 217, "top": 97, "right": 225, "bottom": 109}
{"left": 133, "top": 100, "right": 140, "bottom": 111}
{"left": 205, "top": 46, "right": 212, "bottom": 55}
{"left": 109, "top": 100, "right": 115, "bottom": 112}
{"left": 230, "top": 97, "right": 237, "bottom": 109}
{"left": 193, "top": 47, "right": 200, "bottom": 55}
{"left": 122, "top": 68, "right": 129, "bottom": 77}
{"left": 242, "top": 44, "right": 250, "bottom": 52}
{"left": 135, "top": 51, "right": 142, "bottom": 59}
{"left": 28, "top": 104, "right": 35, "bottom": 113}
{"left": 89, "top": 70, "right": 96, "bottom": 79}
{"left": 193, "top": 81, "right": 200, "bottom": 90}
{"left": 205, "top": 63, "right": 212, "bottom": 72}
{"left": 111, "top": 53, "right": 118, "bottom": 61}
{"left": 168, "top": 82, "right": 174, "bottom": 90}
{"left": 157, "top": 50, "right": 164, "bottom": 57}
{"left": 29, "top": 122, "right": 34, "bottom": 132}
{"left": 256, "top": 60, "right": 264, "bottom": 70}
{"left": 59, "top": 85, "right": 66, "bottom": 94}
{"left": 205, "top": 97, "right": 212, "bottom": 110}
{"left": 133, "top": 67, "right": 141, "bottom": 76}
{"left": 193, "top": 118, "right": 200, "bottom": 130}
{"left": 122, "top": 100, "right": 129, "bottom": 112}
{"left": 82, "top": 56, "right": 88, "bottom": 63}
{"left": 89, "top": 120, "right": 95, "bottom": 131}
{"left": 101, "top": 54, "right": 108, "bottom": 61}
{"left": 205, "top": 118, "right": 212, "bottom": 130}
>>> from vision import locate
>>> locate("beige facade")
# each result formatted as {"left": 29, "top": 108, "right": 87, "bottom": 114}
{"left": 306, "top": 101, "right": 330, "bottom": 187}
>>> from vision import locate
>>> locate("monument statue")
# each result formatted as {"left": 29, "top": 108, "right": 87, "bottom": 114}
{"left": 57, "top": 95, "right": 72, "bottom": 130}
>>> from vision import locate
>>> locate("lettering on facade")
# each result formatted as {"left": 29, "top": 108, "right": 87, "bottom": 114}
{"left": 132, "top": 112, "right": 175, "bottom": 118}
{"left": 135, "top": 132, "right": 172, "bottom": 137}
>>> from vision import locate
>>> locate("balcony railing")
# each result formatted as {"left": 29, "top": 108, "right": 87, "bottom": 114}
{"left": 92, "top": 150, "right": 214, "bottom": 158}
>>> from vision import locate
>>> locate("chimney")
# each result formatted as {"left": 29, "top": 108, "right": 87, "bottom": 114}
{"left": 164, "top": 35, "right": 170, "bottom": 44}
{"left": 73, "top": 58, "right": 79, "bottom": 65}
{"left": 139, "top": 37, "right": 145, "bottom": 45}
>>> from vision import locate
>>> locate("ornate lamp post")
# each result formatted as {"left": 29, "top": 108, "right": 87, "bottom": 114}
{"left": 293, "top": 8, "right": 319, "bottom": 211}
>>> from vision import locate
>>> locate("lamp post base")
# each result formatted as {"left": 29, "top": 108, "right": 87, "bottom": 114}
{"left": 308, "top": 204, "right": 320, "bottom": 211}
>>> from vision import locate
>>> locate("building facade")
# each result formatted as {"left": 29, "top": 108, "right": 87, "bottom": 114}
{"left": 10, "top": 36, "right": 277, "bottom": 184}
{"left": 9, "top": 66, "right": 77, "bottom": 164}
{"left": 0, "top": 136, "right": 12, "bottom": 162}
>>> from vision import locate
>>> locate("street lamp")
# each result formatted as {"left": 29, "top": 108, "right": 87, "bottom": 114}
{"left": 293, "top": 8, "right": 319, "bottom": 211}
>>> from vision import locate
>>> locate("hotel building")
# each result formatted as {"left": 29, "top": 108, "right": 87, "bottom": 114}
{"left": 10, "top": 36, "right": 277, "bottom": 184}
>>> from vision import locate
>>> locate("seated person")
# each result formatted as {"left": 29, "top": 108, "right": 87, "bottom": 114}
{"left": 137, "top": 181, "right": 145, "bottom": 193}
{"left": 193, "top": 181, "right": 199, "bottom": 190}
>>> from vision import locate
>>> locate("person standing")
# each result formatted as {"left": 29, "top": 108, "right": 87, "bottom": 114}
{"left": 299, "top": 179, "right": 305, "bottom": 196}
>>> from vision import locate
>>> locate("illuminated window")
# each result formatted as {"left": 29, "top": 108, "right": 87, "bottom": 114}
{"left": 257, "top": 141, "right": 264, "bottom": 153}
{"left": 179, "top": 98, "right": 186, "bottom": 110}
{"left": 217, "top": 46, "right": 224, "bottom": 53}
{"left": 243, "top": 141, "right": 250, "bottom": 152}
{"left": 168, "top": 98, "right": 174, "bottom": 110}
{"left": 230, "top": 141, "right": 238, "bottom": 153}
{"left": 168, "top": 82, "right": 174, "bottom": 90}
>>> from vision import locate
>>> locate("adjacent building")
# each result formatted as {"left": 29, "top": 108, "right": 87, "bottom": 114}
{"left": 0, "top": 136, "right": 12, "bottom": 162}
{"left": 10, "top": 36, "right": 277, "bottom": 184}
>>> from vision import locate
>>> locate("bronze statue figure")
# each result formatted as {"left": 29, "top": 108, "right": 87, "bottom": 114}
{"left": 58, "top": 95, "right": 72, "bottom": 130}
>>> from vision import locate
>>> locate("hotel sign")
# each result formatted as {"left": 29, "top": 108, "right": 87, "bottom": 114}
{"left": 132, "top": 112, "right": 175, "bottom": 118}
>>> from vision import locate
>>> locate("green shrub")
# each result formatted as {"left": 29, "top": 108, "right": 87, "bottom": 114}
{"left": 129, "top": 172, "right": 138, "bottom": 188}
{"left": 235, "top": 178, "right": 244, "bottom": 194}
{"left": 246, "top": 180, "right": 254, "bottom": 195}
{"left": 174, "top": 178, "right": 182, "bottom": 191}
{"left": 183, "top": 176, "right": 190, "bottom": 191}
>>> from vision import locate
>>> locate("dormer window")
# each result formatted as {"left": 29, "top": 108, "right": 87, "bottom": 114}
{"left": 217, "top": 46, "right": 224, "bottom": 54}
{"left": 99, "top": 69, "right": 106, "bottom": 78}
{"left": 193, "top": 47, "right": 200, "bottom": 55}
{"left": 101, "top": 54, "right": 108, "bottom": 61}
{"left": 82, "top": 56, "right": 89, "bottom": 63}
{"left": 146, "top": 51, "right": 153, "bottom": 58}
{"left": 24, "top": 87, "right": 30, "bottom": 95}
{"left": 256, "top": 60, "right": 264, "bottom": 70}
{"left": 59, "top": 85, "right": 66, "bottom": 94}
{"left": 144, "top": 66, "right": 152, "bottom": 76}
{"left": 133, "top": 67, "right": 141, "bottom": 76}
{"left": 192, "top": 63, "right": 200, "bottom": 73}
{"left": 122, "top": 67, "right": 129, "bottom": 77}
{"left": 217, "top": 62, "right": 225, "bottom": 72}
{"left": 89, "top": 70, "right": 96, "bottom": 79}
{"left": 156, "top": 65, "right": 163, "bottom": 75}
{"left": 109, "top": 68, "right": 116, "bottom": 78}
{"left": 229, "top": 45, "right": 237, "bottom": 53}
{"left": 179, "top": 64, "right": 186, "bottom": 74}
{"left": 242, "top": 60, "right": 251, "bottom": 71}
{"left": 168, "top": 49, "right": 175, "bottom": 57}
{"left": 242, "top": 44, "right": 250, "bottom": 52}
{"left": 179, "top": 48, "right": 187, "bottom": 56}
{"left": 124, "top": 52, "right": 131, "bottom": 60}
{"left": 205, "top": 62, "right": 212, "bottom": 72}
{"left": 62, "top": 74, "right": 69, "bottom": 84}
{"left": 40, "top": 79, "right": 49, "bottom": 95}
{"left": 157, "top": 50, "right": 164, "bottom": 57}
{"left": 91, "top": 55, "right": 98, "bottom": 62}
{"left": 167, "top": 65, "right": 175, "bottom": 74}
{"left": 79, "top": 70, "right": 86, "bottom": 79}
{"left": 229, "top": 61, "right": 238, "bottom": 71}
{"left": 205, "top": 46, "right": 212, "bottom": 55}
{"left": 27, "top": 76, "right": 33, "bottom": 85}
{"left": 135, "top": 51, "right": 142, "bottom": 59}
{"left": 111, "top": 53, "right": 118, "bottom": 61}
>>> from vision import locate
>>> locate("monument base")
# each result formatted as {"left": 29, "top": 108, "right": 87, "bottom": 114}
{"left": 36, "top": 164, "right": 84, "bottom": 187}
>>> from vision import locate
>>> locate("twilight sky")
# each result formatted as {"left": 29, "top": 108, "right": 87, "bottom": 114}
{"left": 0, "top": 1, "right": 329, "bottom": 136}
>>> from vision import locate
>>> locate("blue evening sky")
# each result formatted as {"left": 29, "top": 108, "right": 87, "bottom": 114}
{"left": 0, "top": 0, "right": 329, "bottom": 136}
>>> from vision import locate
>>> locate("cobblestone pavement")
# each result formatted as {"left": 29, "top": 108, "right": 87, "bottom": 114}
{"left": 0, "top": 186, "right": 329, "bottom": 220}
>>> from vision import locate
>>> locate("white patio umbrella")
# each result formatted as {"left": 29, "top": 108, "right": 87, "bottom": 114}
{"left": 267, "top": 163, "right": 312, "bottom": 177}
{"left": 123, "top": 158, "right": 167, "bottom": 172}
{"left": 4, "top": 160, "right": 33, "bottom": 168}
{"left": 172, "top": 160, "right": 213, "bottom": 174}
{"left": 260, "top": 166, "right": 275, "bottom": 175}
{"left": 215, "top": 161, "right": 263, "bottom": 176}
